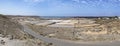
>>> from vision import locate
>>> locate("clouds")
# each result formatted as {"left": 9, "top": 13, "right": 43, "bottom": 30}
{"left": 72, "top": 0, "right": 80, "bottom": 3}
{"left": 23, "top": 0, "right": 120, "bottom": 6}
{"left": 0, "top": 0, "right": 120, "bottom": 16}
{"left": 22, "top": 0, "right": 120, "bottom": 13}
{"left": 24, "top": 0, "right": 45, "bottom": 2}
{"left": 22, "top": 0, "right": 120, "bottom": 8}
{"left": 81, "top": 1, "right": 88, "bottom": 4}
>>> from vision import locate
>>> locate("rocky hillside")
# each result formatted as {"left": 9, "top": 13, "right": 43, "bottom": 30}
{"left": 0, "top": 14, "right": 31, "bottom": 39}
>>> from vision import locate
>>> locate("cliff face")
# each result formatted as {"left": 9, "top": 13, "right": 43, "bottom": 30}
{"left": 0, "top": 15, "right": 30, "bottom": 39}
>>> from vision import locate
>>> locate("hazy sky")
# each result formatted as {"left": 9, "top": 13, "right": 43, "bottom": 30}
{"left": 0, "top": 0, "right": 120, "bottom": 16}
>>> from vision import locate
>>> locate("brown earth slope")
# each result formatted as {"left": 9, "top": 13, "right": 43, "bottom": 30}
{"left": 0, "top": 14, "right": 31, "bottom": 39}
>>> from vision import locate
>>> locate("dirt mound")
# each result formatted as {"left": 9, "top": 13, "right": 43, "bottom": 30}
{"left": 17, "top": 17, "right": 120, "bottom": 41}
{"left": 0, "top": 14, "right": 31, "bottom": 39}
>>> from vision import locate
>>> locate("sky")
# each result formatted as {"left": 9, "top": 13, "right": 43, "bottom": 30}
{"left": 0, "top": 0, "right": 120, "bottom": 16}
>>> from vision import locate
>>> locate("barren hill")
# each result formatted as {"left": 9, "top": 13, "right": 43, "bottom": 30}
{"left": 0, "top": 14, "right": 31, "bottom": 39}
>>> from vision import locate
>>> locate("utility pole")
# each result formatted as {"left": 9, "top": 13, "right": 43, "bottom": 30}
{"left": 73, "top": 18, "right": 80, "bottom": 40}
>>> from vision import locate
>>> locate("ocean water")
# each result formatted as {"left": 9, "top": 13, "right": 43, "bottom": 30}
{"left": 40, "top": 16, "right": 118, "bottom": 19}
{"left": 40, "top": 16, "right": 74, "bottom": 19}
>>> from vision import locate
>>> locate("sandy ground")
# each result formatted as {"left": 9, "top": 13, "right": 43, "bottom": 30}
{"left": 0, "top": 37, "right": 26, "bottom": 46}
{"left": 0, "top": 36, "right": 46, "bottom": 46}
